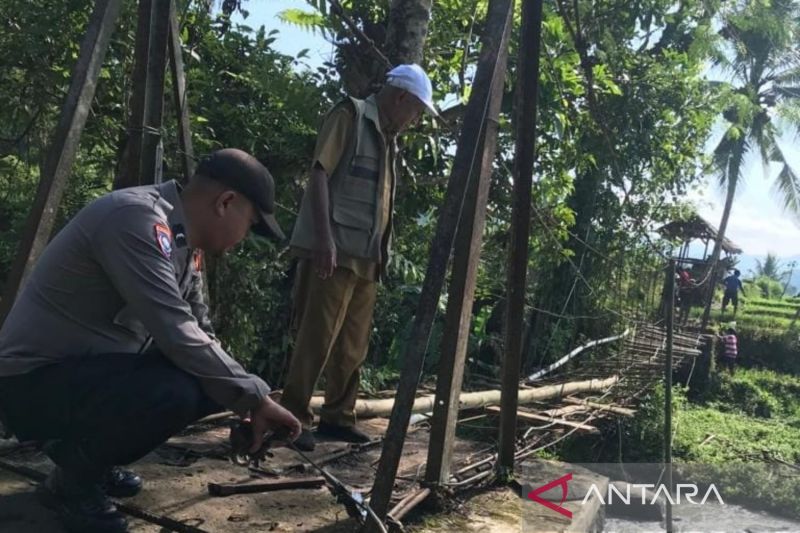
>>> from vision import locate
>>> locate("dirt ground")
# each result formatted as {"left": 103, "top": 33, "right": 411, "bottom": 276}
{"left": 0, "top": 417, "right": 488, "bottom": 532}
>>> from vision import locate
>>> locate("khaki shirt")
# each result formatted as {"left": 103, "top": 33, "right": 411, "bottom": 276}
{"left": 0, "top": 181, "right": 269, "bottom": 415}
{"left": 291, "top": 101, "right": 394, "bottom": 281}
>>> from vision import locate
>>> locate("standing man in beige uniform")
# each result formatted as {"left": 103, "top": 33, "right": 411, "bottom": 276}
{"left": 282, "top": 65, "right": 437, "bottom": 451}
{"left": 0, "top": 149, "right": 301, "bottom": 533}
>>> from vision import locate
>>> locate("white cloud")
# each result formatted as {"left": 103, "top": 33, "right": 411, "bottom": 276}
{"left": 693, "top": 176, "right": 800, "bottom": 257}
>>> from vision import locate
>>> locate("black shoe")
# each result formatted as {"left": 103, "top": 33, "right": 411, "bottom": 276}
{"left": 316, "top": 421, "right": 371, "bottom": 444}
{"left": 293, "top": 428, "right": 316, "bottom": 452}
{"left": 37, "top": 467, "right": 128, "bottom": 533}
{"left": 102, "top": 467, "right": 142, "bottom": 498}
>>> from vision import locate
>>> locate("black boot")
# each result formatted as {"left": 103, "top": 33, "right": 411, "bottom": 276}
{"left": 102, "top": 467, "right": 142, "bottom": 498}
{"left": 316, "top": 421, "right": 371, "bottom": 444}
{"left": 37, "top": 467, "right": 128, "bottom": 533}
{"left": 293, "top": 428, "right": 316, "bottom": 451}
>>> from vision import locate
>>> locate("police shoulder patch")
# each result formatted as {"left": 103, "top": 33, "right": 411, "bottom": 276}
{"left": 154, "top": 223, "right": 173, "bottom": 258}
{"left": 193, "top": 249, "right": 203, "bottom": 272}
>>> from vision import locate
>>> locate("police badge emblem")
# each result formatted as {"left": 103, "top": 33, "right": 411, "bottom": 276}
{"left": 154, "top": 223, "right": 173, "bottom": 259}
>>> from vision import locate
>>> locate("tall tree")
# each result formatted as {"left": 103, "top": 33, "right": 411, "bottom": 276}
{"left": 701, "top": 0, "right": 800, "bottom": 326}
{"left": 755, "top": 253, "right": 783, "bottom": 281}
{"left": 278, "top": 0, "right": 433, "bottom": 96}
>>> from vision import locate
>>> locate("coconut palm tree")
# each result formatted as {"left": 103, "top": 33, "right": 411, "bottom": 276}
{"left": 754, "top": 252, "right": 783, "bottom": 281}
{"left": 701, "top": 0, "right": 800, "bottom": 327}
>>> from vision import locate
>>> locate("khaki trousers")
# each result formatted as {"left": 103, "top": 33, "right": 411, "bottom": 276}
{"left": 281, "top": 260, "right": 377, "bottom": 428}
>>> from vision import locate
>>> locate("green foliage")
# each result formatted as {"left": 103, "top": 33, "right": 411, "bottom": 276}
{"left": 705, "top": 368, "right": 800, "bottom": 423}
{"left": 754, "top": 253, "right": 785, "bottom": 282}
{"left": 0, "top": 0, "right": 749, "bottom": 391}
{"left": 751, "top": 275, "right": 785, "bottom": 300}
{"left": 616, "top": 377, "right": 800, "bottom": 519}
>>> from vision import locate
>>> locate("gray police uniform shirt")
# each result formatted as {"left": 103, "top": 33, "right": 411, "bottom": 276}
{"left": 0, "top": 181, "right": 269, "bottom": 415}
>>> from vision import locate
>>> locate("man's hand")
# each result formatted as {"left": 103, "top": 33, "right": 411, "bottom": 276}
{"left": 248, "top": 396, "right": 302, "bottom": 453}
{"left": 313, "top": 234, "right": 337, "bottom": 279}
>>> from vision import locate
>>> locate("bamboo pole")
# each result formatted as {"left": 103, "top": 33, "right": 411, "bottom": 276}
{"left": 310, "top": 376, "right": 618, "bottom": 418}
{"left": 525, "top": 328, "right": 630, "bottom": 382}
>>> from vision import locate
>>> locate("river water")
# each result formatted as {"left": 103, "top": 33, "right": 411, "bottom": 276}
{"left": 605, "top": 503, "right": 800, "bottom": 532}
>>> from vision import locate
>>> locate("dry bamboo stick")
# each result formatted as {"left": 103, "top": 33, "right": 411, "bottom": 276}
{"left": 485, "top": 406, "right": 600, "bottom": 434}
{"left": 540, "top": 405, "right": 587, "bottom": 417}
{"left": 563, "top": 397, "right": 636, "bottom": 417}
{"left": 387, "top": 487, "right": 431, "bottom": 522}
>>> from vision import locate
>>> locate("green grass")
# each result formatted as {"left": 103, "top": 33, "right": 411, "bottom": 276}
{"left": 690, "top": 295, "right": 800, "bottom": 331}
{"left": 704, "top": 368, "right": 800, "bottom": 422}
{"left": 617, "top": 375, "right": 800, "bottom": 519}
{"left": 674, "top": 406, "right": 800, "bottom": 463}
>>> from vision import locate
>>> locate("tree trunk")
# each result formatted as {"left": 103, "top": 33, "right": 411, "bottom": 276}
{"left": 384, "top": 0, "right": 432, "bottom": 65}
{"left": 701, "top": 138, "right": 746, "bottom": 328}
{"left": 336, "top": 0, "right": 433, "bottom": 97}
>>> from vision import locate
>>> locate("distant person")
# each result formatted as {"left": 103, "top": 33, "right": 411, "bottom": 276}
{"left": 721, "top": 269, "right": 746, "bottom": 317}
{"left": 677, "top": 266, "right": 696, "bottom": 324}
{"left": 718, "top": 327, "right": 738, "bottom": 374}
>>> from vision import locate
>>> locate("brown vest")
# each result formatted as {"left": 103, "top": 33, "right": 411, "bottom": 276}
{"left": 290, "top": 96, "right": 396, "bottom": 278}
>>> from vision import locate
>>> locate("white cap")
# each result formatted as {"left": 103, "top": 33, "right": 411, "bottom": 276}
{"left": 386, "top": 64, "right": 438, "bottom": 116}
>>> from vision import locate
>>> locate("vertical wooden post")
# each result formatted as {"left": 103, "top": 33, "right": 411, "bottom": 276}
{"left": 115, "top": 0, "right": 169, "bottom": 189}
{"left": 367, "top": 0, "right": 516, "bottom": 524}
{"left": 139, "top": 0, "right": 171, "bottom": 185}
{"left": 115, "top": 0, "right": 152, "bottom": 189}
{"left": 497, "top": 0, "right": 544, "bottom": 477}
{"left": 424, "top": 36, "right": 509, "bottom": 484}
{"left": 0, "top": 0, "right": 123, "bottom": 325}
{"left": 664, "top": 258, "right": 675, "bottom": 532}
{"left": 168, "top": 0, "right": 195, "bottom": 183}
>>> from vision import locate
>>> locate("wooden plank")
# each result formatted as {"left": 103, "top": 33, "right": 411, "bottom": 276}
{"left": 367, "top": 0, "right": 517, "bottom": 522}
{"left": 208, "top": 476, "right": 326, "bottom": 497}
{"left": 114, "top": 0, "right": 152, "bottom": 189}
{"left": 138, "top": 0, "right": 171, "bottom": 185}
{"left": 486, "top": 406, "right": 599, "bottom": 434}
{"left": 497, "top": 0, "right": 544, "bottom": 475}
{"left": 664, "top": 259, "right": 676, "bottom": 531}
{"left": 0, "top": 0, "right": 124, "bottom": 325}
{"left": 424, "top": 12, "right": 510, "bottom": 485}
{"left": 168, "top": 0, "right": 195, "bottom": 182}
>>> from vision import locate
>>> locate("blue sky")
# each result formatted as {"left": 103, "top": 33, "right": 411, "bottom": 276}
{"left": 233, "top": 0, "right": 800, "bottom": 259}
